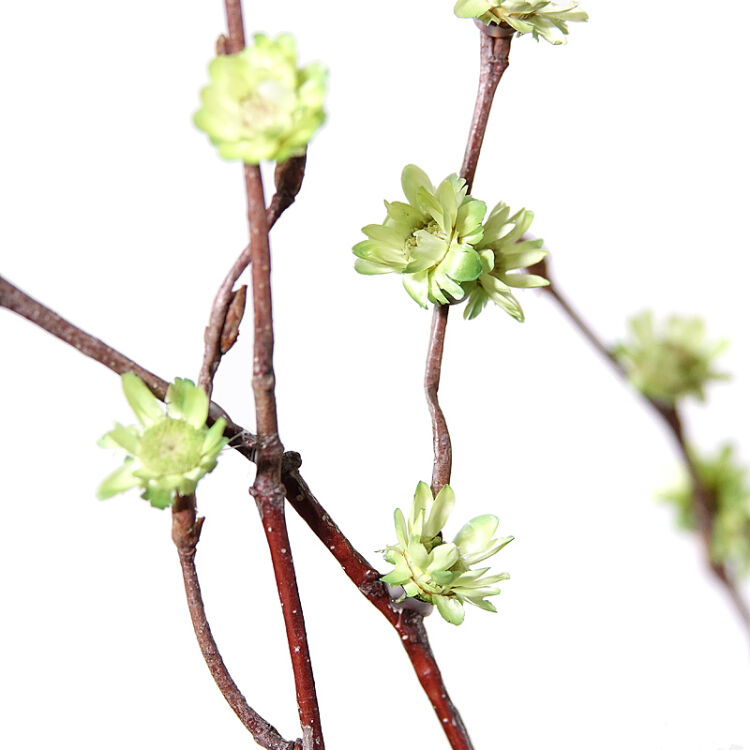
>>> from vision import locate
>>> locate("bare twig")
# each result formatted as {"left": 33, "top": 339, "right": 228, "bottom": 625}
{"left": 460, "top": 21, "right": 515, "bottom": 192}
{"left": 172, "top": 495, "right": 296, "bottom": 750}
{"left": 538, "top": 258, "right": 750, "bottom": 641}
{"left": 426, "top": 304, "right": 452, "bottom": 496}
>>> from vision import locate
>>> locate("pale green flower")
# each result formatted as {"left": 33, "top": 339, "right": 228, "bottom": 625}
{"left": 98, "top": 373, "right": 228, "bottom": 509}
{"left": 463, "top": 202, "right": 548, "bottom": 321}
{"left": 353, "top": 164, "right": 487, "bottom": 307}
{"left": 454, "top": 0, "right": 588, "bottom": 45}
{"left": 194, "top": 33, "right": 327, "bottom": 164}
{"left": 614, "top": 312, "right": 728, "bottom": 404}
{"left": 660, "top": 445, "right": 750, "bottom": 576}
{"left": 382, "top": 481, "right": 513, "bottom": 625}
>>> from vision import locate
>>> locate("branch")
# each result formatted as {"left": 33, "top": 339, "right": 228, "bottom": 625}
{"left": 221, "top": 3, "right": 324, "bottom": 745}
{"left": 460, "top": 21, "right": 514, "bottom": 192}
{"left": 426, "top": 304, "right": 452, "bottom": 496}
{"left": 538, "top": 258, "right": 750, "bottom": 642}
{"left": 0, "top": 276, "right": 470, "bottom": 749}
{"left": 172, "top": 495, "right": 296, "bottom": 750}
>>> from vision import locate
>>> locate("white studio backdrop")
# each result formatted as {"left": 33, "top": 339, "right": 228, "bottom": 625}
{"left": 1, "top": 1, "right": 749, "bottom": 748}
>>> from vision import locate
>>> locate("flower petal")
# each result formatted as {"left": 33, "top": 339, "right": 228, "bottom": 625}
{"left": 121, "top": 372, "right": 163, "bottom": 427}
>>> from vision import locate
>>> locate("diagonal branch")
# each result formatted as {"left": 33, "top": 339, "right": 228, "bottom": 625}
{"left": 537, "top": 257, "right": 750, "bottom": 643}
{"left": 0, "top": 274, "right": 470, "bottom": 749}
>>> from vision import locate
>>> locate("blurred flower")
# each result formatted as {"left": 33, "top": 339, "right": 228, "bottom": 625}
{"left": 463, "top": 202, "right": 548, "bottom": 321}
{"left": 194, "top": 33, "right": 326, "bottom": 164}
{"left": 614, "top": 312, "right": 728, "bottom": 404}
{"left": 454, "top": 1, "right": 588, "bottom": 45}
{"left": 382, "top": 481, "right": 513, "bottom": 625}
{"left": 354, "top": 165, "right": 487, "bottom": 306}
{"left": 98, "top": 373, "right": 228, "bottom": 509}
{"left": 660, "top": 445, "right": 750, "bottom": 576}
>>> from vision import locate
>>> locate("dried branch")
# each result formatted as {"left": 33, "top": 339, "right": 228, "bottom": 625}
{"left": 172, "top": 495, "right": 296, "bottom": 750}
{"left": 220, "top": 3, "right": 323, "bottom": 745}
{"left": 460, "top": 21, "right": 514, "bottom": 192}
{"left": 426, "top": 304, "right": 452, "bottom": 496}
{"left": 538, "top": 258, "right": 750, "bottom": 641}
{"left": 1, "top": 273, "right": 474, "bottom": 748}
{"left": 242, "top": 160, "right": 325, "bottom": 750}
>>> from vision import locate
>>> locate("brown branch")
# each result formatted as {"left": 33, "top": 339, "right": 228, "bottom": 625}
{"left": 0, "top": 274, "right": 243, "bottom": 439}
{"left": 281, "top": 457, "right": 476, "bottom": 750}
{"left": 222, "top": 1, "right": 323, "bottom": 742}
{"left": 460, "top": 21, "right": 515, "bottom": 192}
{"left": 426, "top": 304, "right": 452, "bottom": 496}
{"left": 538, "top": 258, "right": 750, "bottom": 641}
{"left": 242, "top": 159, "right": 325, "bottom": 750}
{"left": 172, "top": 495, "right": 296, "bottom": 750}
{"left": 1, "top": 276, "right": 471, "bottom": 748}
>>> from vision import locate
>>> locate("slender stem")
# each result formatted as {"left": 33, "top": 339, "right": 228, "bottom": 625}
{"left": 460, "top": 21, "right": 514, "bottom": 192}
{"left": 225, "top": 0, "right": 324, "bottom": 734}
{"left": 426, "top": 304, "right": 452, "bottom": 496}
{"left": 1, "top": 276, "right": 471, "bottom": 748}
{"left": 172, "top": 496, "right": 296, "bottom": 750}
{"left": 540, "top": 261, "right": 750, "bottom": 642}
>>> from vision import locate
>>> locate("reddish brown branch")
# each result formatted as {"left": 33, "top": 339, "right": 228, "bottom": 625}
{"left": 242, "top": 159, "right": 324, "bottom": 749}
{"left": 172, "top": 496, "right": 296, "bottom": 750}
{"left": 282, "top": 458, "right": 475, "bottom": 750}
{"left": 539, "top": 259, "right": 750, "bottom": 641}
{"left": 1, "top": 276, "right": 470, "bottom": 748}
{"left": 426, "top": 304, "right": 452, "bottom": 496}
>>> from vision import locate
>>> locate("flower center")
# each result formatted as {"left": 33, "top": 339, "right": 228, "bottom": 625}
{"left": 240, "top": 79, "right": 295, "bottom": 132}
{"left": 139, "top": 419, "right": 204, "bottom": 476}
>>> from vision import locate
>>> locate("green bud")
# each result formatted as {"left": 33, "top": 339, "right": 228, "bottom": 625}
{"left": 660, "top": 445, "right": 750, "bottom": 576}
{"left": 194, "top": 34, "right": 327, "bottom": 164}
{"left": 381, "top": 482, "right": 512, "bottom": 624}
{"left": 454, "top": 1, "right": 588, "bottom": 45}
{"left": 97, "top": 374, "right": 229, "bottom": 508}
{"left": 614, "top": 312, "right": 728, "bottom": 404}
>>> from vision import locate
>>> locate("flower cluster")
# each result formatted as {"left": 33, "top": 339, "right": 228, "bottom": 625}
{"left": 382, "top": 482, "right": 513, "bottom": 625}
{"left": 454, "top": 1, "right": 588, "bottom": 45}
{"left": 194, "top": 34, "right": 327, "bottom": 164}
{"left": 614, "top": 312, "right": 728, "bottom": 404}
{"left": 353, "top": 164, "right": 547, "bottom": 321}
{"left": 660, "top": 445, "right": 750, "bottom": 576}
{"left": 98, "top": 373, "right": 228, "bottom": 509}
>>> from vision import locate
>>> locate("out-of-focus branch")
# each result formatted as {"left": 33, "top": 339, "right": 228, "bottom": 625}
{"left": 537, "top": 256, "right": 750, "bottom": 642}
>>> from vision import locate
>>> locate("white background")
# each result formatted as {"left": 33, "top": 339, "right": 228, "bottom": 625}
{"left": 1, "top": 1, "right": 749, "bottom": 748}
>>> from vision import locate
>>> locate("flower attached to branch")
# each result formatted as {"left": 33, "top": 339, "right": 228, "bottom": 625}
{"left": 614, "top": 312, "right": 728, "bottom": 404}
{"left": 354, "top": 165, "right": 487, "bottom": 307}
{"left": 98, "top": 373, "right": 228, "bottom": 509}
{"left": 353, "top": 164, "right": 547, "bottom": 320}
{"left": 660, "top": 445, "right": 750, "bottom": 576}
{"left": 454, "top": 1, "right": 588, "bottom": 45}
{"left": 382, "top": 481, "right": 513, "bottom": 625}
{"left": 463, "top": 203, "right": 548, "bottom": 321}
{"left": 194, "top": 34, "right": 327, "bottom": 164}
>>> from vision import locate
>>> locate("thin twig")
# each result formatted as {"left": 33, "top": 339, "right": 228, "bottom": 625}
{"left": 538, "top": 259, "right": 750, "bottom": 642}
{"left": 172, "top": 495, "right": 296, "bottom": 750}
{"left": 0, "top": 276, "right": 471, "bottom": 749}
{"left": 426, "top": 304, "right": 452, "bottom": 496}
{"left": 266, "top": 154, "right": 308, "bottom": 231}
{"left": 460, "top": 21, "right": 515, "bottom": 192}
